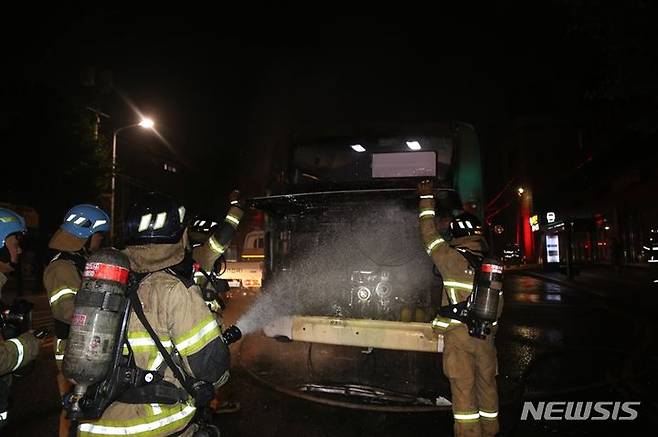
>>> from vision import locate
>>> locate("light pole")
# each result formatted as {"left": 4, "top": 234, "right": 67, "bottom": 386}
{"left": 110, "top": 118, "right": 155, "bottom": 243}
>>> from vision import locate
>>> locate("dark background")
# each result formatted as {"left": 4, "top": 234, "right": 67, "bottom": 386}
{"left": 2, "top": 2, "right": 657, "bottom": 249}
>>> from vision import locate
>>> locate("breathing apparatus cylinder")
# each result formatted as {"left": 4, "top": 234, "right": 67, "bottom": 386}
{"left": 471, "top": 258, "right": 503, "bottom": 321}
{"left": 467, "top": 258, "right": 503, "bottom": 338}
{"left": 63, "top": 248, "right": 130, "bottom": 412}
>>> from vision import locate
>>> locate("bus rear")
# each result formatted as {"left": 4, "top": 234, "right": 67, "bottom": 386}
{"left": 246, "top": 122, "right": 484, "bottom": 407}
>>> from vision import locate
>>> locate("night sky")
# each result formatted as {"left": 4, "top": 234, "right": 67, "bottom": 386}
{"left": 2, "top": 3, "right": 657, "bottom": 233}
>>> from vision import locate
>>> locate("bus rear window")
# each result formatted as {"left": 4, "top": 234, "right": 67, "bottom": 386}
{"left": 293, "top": 136, "right": 453, "bottom": 183}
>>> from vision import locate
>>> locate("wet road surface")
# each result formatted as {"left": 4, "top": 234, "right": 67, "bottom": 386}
{"left": 4, "top": 273, "right": 656, "bottom": 436}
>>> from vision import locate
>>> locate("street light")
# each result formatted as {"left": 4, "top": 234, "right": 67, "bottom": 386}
{"left": 138, "top": 118, "right": 154, "bottom": 129}
{"left": 110, "top": 118, "right": 155, "bottom": 243}
{"left": 517, "top": 187, "right": 525, "bottom": 196}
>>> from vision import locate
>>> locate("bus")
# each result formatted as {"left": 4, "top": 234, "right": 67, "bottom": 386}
{"left": 247, "top": 122, "right": 484, "bottom": 408}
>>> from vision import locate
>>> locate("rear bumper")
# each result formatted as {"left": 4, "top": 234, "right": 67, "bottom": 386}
{"left": 263, "top": 316, "right": 443, "bottom": 353}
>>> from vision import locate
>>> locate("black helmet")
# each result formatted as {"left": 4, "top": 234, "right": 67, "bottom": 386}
{"left": 124, "top": 193, "right": 186, "bottom": 246}
{"left": 450, "top": 212, "right": 484, "bottom": 239}
{"left": 188, "top": 216, "right": 220, "bottom": 247}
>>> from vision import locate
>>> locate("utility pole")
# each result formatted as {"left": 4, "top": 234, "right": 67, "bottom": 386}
{"left": 85, "top": 106, "right": 111, "bottom": 144}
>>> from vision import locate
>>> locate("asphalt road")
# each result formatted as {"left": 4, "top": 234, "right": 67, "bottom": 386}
{"left": 3, "top": 272, "right": 656, "bottom": 436}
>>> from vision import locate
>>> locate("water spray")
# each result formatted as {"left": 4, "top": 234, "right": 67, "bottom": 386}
{"left": 234, "top": 202, "right": 435, "bottom": 335}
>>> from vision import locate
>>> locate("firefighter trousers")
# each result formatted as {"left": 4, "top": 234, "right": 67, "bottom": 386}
{"left": 442, "top": 326, "right": 499, "bottom": 437}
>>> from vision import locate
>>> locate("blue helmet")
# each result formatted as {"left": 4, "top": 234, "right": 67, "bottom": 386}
{"left": 0, "top": 208, "right": 27, "bottom": 249}
{"left": 60, "top": 204, "right": 110, "bottom": 240}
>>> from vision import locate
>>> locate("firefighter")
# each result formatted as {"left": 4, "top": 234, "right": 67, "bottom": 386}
{"left": 0, "top": 208, "right": 42, "bottom": 430}
{"left": 188, "top": 189, "right": 245, "bottom": 414}
{"left": 191, "top": 190, "right": 244, "bottom": 275}
{"left": 43, "top": 204, "right": 110, "bottom": 437}
{"left": 75, "top": 193, "right": 232, "bottom": 437}
{"left": 417, "top": 180, "right": 501, "bottom": 437}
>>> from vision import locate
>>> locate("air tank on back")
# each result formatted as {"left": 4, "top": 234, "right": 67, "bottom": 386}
{"left": 63, "top": 248, "right": 130, "bottom": 406}
{"left": 470, "top": 258, "right": 503, "bottom": 322}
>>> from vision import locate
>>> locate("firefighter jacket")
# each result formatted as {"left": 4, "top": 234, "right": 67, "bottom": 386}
{"left": 44, "top": 254, "right": 83, "bottom": 326}
{"left": 0, "top": 331, "right": 40, "bottom": 428}
{"left": 44, "top": 230, "right": 88, "bottom": 365}
{"left": 0, "top": 272, "right": 41, "bottom": 375}
{"left": 0, "top": 331, "right": 40, "bottom": 376}
{"left": 77, "top": 237, "right": 230, "bottom": 437}
{"left": 191, "top": 204, "right": 244, "bottom": 336}
{"left": 44, "top": 229, "right": 88, "bottom": 325}
{"left": 192, "top": 205, "right": 244, "bottom": 273}
{"left": 418, "top": 197, "right": 501, "bottom": 332}
{"left": 1, "top": 272, "right": 40, "bottom": 428}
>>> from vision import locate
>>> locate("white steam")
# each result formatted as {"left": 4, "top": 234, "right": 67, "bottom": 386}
{"left": 235, "top": 202, "right": 438, "bottom": 335}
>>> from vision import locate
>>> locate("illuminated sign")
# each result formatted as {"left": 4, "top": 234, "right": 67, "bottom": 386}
{"left": 546, "top": 212, "right": 556, "bottom": 223}
{"left": 546, "top": 235, "right": 560, "bottom": 263}
{"left": 529, "top": 215, "right": 539, "bottom": 232}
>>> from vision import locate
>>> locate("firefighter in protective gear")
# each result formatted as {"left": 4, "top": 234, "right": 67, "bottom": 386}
{"left": 417, "top": 180, "right": 502, "bottom": 437}
{"left": 189, "top": 190, "right": 244, "bottom": 298}
{"left": 75, "top": 193, "right": 233, "bottom": 437}
{"left": 43, "top": 204, "right": 110, "bottom": 437}
{"left": 191, "top": 190, "right": 244, "bottom": 275}
{"left": 188, "top": 190, "right": 244, "bottom": 414}
{"left": 0, "top": 208, "right": 42, "bottom": 430}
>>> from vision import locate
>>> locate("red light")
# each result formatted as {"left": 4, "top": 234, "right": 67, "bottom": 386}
{"left": 520, "top": 204, "right": 533, "bottom": 260}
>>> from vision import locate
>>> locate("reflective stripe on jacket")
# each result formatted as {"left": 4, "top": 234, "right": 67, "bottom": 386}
{"left": 193, "top": 205, "right": 244, "bottom": 272}
{"left": 43, "top": 257, "right": 81, "bottom": 325}
{"left": 0, "top": 333, "right": 40, "bottom": 376}
{"left": 78, "top": 270, "right": 229, "bottom": 437}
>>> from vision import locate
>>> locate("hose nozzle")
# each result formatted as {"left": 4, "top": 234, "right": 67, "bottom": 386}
{"left": 222, "top": 325, "right": 242, "bottom": 345}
